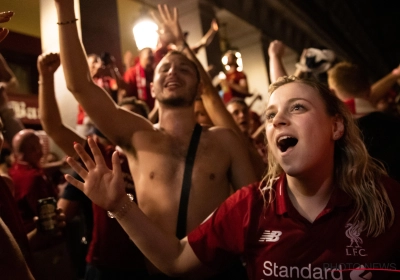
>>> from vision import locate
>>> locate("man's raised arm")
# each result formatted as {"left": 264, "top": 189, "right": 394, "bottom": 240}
{"left": 38, "top": 52, "right": 85, "bottom": 156}
{"left": 268, "top": 40, "right": 288, "bottom": 83}
{"left": 54, "top": 0, "right": 152, "bottom": 147}
{"left": 369, "top": 65, "right": 400, "bottom": 106}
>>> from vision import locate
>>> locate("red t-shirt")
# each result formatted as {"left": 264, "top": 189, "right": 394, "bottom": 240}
{"left": 223, "top": 70, "right": 247, "bottom": 103}
{"left": 123, "top": 63, "right": 155, "bottom": 110}
{"left": 9, "top": 162, "right": 58, "bottom": 233}
{"left": 188, "top": 175, "right": 400, "bottom": 279}
{"left": 84, "top": 141, "right": 146, "bottom": 270}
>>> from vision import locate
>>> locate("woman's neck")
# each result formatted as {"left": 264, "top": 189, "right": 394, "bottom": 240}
{"left": 286, "top": 174, "right": 335, "bottom": 223}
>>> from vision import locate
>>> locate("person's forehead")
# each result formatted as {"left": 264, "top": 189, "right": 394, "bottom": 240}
{"left": 227, "top": 102, "right": 247, "bottom": 111}
{"left": 155, "top": 53, "right": 199, "bottom": 81}
{"left": 159, "top": 53, "right": 192, "bottom": 66}
{"left": 88, "top": 56, "right": 100, "bottom": 64}
{"left": 268, "top": 82, "right": 318, "bottom": 106}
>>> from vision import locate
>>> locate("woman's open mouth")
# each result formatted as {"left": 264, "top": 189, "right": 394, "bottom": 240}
{"left": 277, "top": 136, "right": 298, "bottom": 152}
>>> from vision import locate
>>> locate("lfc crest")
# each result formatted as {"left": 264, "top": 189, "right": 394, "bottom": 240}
{"left": 345, "top": 223, "right": 367, "bottom": 256}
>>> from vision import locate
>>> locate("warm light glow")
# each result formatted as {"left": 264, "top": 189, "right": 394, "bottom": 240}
{"left": 222, "top": 50, "right": 243, "bottom": 72}
{"left": 221, "top": 56, "right": 228, "bottom": 65}
{"left": 133, "top": 19, "right": 159, "bottom": 50}
{"left": 237, "top": 58, "right": 243, "bottom": 72}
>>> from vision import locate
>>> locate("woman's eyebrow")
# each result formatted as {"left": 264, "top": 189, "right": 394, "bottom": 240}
{"left": 265, "top": 104, "right": 276, "bottom": 111}
{"left": 266, "top": 97, "right": 311, "bottom": 111}
{"left": 287, "top": 97, "right": 309, "bottom": 103}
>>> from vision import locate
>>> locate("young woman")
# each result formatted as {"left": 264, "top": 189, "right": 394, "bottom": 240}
{"left": 66, "top": 76, "right": 400, "bottom": 279}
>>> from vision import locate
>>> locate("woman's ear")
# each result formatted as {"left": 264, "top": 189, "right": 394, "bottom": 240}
{"left": 332, "top": 114, "right": 344, "bottom": 140}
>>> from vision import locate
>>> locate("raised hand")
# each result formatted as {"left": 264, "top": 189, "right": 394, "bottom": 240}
{"left": 37, "top": 53, "right": 61, "bottom": 76}
{"left": 211, "top": 19, "right": 219, "bottom": 32}
{"left": 64, "top": 137, "right": 127, "bottom": 212}
{"left": 268, "top": 40, "right": 285, "bottom": 59}
{"left": 151, "top": 4, "right": 185, "bottom": 47}
{"left": 0, "top": 11, "right": 14, "bottom": 43}
{"left": 0, "top": 11, "right": 13, "bottom": 25}
{"left": 192, "top": 18, "right": 219, "bottom": 53}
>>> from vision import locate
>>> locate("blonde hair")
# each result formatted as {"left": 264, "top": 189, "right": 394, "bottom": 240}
{"left": 261, "top": 76, "right": 394, "bottom": 237}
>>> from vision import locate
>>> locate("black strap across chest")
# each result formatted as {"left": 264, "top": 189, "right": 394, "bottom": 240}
{"left": 176, "top": 123, "right": 202, "bottom": 239}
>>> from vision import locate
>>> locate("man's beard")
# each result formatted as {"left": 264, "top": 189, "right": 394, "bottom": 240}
{"left": 158, "top": 96, "right": 195, "bottom": 108}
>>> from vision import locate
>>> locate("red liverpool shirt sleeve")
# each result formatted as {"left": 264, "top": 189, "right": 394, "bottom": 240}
{"left": 187, "top": 183, "right": 257, "bottom": 271}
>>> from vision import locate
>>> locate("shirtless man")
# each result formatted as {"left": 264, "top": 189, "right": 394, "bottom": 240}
{"left": 55, "top": 0, "right": 256, "bottom": 277}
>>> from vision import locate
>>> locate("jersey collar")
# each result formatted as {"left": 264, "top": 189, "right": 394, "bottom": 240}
{"left": 275, "top": 174, "right": 353, "bottom": 218}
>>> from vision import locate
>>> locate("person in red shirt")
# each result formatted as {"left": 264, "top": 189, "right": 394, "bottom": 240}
{"left": 67, "top": 76, "right": 400, "bottom": 280}
{"left": 9, "top": 129, "right": 59, "bottom": 233}
{"left": 219, "top": 51, "right": 252, "bottom": 103}
{"left": 123, "top": 47, "right": 156, "bottom": 110}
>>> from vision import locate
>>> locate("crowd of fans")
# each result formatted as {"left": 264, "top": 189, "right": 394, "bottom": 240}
{"left": 0, "top": 2, "right": 400, "bottom": 280}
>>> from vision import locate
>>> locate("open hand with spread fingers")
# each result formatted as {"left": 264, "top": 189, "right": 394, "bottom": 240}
{"left": 151, "top": 4, "right": 185, "bottom": 47}
{"left": 64, "top": 137, "right": 127, "bottom": 212}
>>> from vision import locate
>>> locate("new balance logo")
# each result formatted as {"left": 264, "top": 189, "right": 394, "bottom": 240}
{"left": 259, "top": 230, "right": 282, "bottom": 242}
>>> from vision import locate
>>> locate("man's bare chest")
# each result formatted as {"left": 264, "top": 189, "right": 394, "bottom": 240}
{"left": 128, "top": 132, "right": 231, "bottom": 184}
